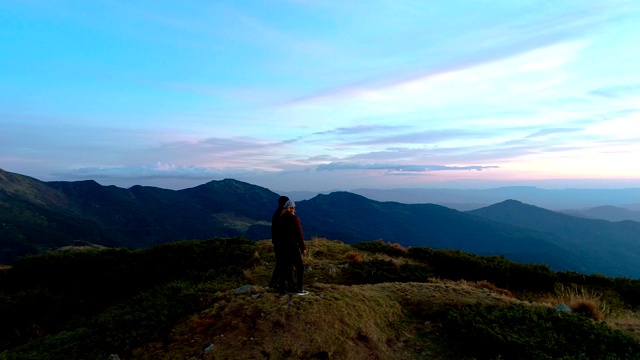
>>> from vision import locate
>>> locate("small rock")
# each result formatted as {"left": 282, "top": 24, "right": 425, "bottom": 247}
{"left": 234, "top": 285, "right": 257, "bottom": 295}
{"left": 204, "top": 343, "right": 215, "bottom": 353}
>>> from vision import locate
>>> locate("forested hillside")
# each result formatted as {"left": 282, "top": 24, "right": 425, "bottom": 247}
{"left": 468, "top": 200, "right": 640, "bottom": 277}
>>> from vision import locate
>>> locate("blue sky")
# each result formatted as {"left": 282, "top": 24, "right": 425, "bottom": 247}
{"left": 2, "top": 1, "right": 640, "bottom": 191}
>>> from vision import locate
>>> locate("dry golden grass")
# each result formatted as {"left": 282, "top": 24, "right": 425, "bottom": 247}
{"left": 609, "top": 310, "right": 640, "bottom": 341}
{"left": 304, "top": 237, "right": 355, "bottom": 262}
{"left": 130, "top": 239, "right": 640, "bottom": 359}
{"left": 252, "top": 238, "right": 360, "bottom": 286}
{"left": 345, "top": 251, "right": 363, "bottom": 264}
{"left": 570, "top": 300, "right": 604, "bottom": 321}
{"left": 132, "top": 281, "right": 517, "bottom": 360}
{"left": 455, "top": 279, "right": 514, "bottom": 298}
{"left": 390, "top": 242, "right": 408, "bottom": 254}
{"left": 56, "top": 244, "right": 108, "bottom": 252}
{"left": 515, "top": 281, "right": 640, "bottom": 342}
{"left": 130, "top": 239, "right": 520, "bottom": 359}
{"left": 536, "top": 283, "right": 609, "bottom": 321}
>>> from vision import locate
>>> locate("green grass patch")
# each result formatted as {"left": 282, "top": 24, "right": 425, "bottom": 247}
{"left": 441, "top": 302, "right": 640, "bottom": 360}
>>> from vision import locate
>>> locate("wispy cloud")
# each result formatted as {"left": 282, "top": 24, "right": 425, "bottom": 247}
{"left": 590, "top": 84, "right": 640, "bottom": 98}
{"left": 279, "top": 2, "right": 626, "bottom": 107}
{"left": 3, "top": 1, "right": 640, "bottom": 190}
{"left": 62, "top": 162, "right": 227, "bottom": 180}
{"left": 316, "top": 162, "right": 498, "bottom": 172}
{"left": 526, "top": 128, "right": 582, "bottom": 139}
{"left": 313, "top": 124, "right": 408, "bottom": 136}
{"left": 342, "top": 129, "right": 483, "bottom": 146}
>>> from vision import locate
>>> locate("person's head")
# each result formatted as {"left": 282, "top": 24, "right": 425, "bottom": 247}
{"left": 277, "top": 196, "right": 290, "bottom": 208}
{"left": 283, "top": 199, "right": 296, "bottom": 214}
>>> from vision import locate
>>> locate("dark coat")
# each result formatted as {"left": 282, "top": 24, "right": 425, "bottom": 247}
{"left": 280, "top": 211, "right": 306, "bottom": 253}
{"left": 271, "top": 206, "right": 285, "bottom": 246}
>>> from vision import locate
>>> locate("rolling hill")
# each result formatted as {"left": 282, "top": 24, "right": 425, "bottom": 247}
{"left": 562, "top": 205, "right": 640, "bottom": 222}
{"left": 0, "top": 170, "right": 119, "bottom": 260}
{"left": 297, "top": 192, "right": 584, "bottom": 273}
{"left": 468, "top": 200, "right": 640, "bottom": 278}
{"left": 0, "top": 168, "right": 281, "bottom": 263}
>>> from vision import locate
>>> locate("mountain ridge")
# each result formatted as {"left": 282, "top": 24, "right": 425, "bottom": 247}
{"left": 562, "top": 205, "right": 640, "bottom": 222}
{"left": 299, "top": 193, "right": 591, "bottom": 274}
{"left": 1, "top": 168, "right": 639, "bottom": 278}
{"left": 468, "top": 200, "right": 640, "bottom": 278}
{"left": 350, "top": 186, "right": 640, "bottom": 211}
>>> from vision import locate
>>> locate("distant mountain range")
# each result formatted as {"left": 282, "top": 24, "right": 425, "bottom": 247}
{"left": 1, "top": 168, "right": 640, "bottom": 278}
{"left": 288, "top": 187, "right": 640, "bottom": 213}
{"left": 561, "top": 206, "right": 640, "bottom": 222}
{"left": 468, "top": 200, "right": 640, "bottom": 279}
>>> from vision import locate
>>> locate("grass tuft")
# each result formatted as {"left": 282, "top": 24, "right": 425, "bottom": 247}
{"left": 345, "top": 251, "right": 363, "bottom": 264}
{"left": 570, "top": 299, "right": 605, "bottom": 321}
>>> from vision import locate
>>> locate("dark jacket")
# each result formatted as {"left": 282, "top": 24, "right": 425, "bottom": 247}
{"left": 280, "top": 211, "right": 306, "bottom": 253}
{"left": 271, "top": 206, "right": 285, "bottom": 246}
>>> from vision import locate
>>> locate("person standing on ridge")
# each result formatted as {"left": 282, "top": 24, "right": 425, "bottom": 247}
{"left": 279, "top": 200, "right": 308, "bottom": 295}
{"left": 269, "top": 195, "right": 290, "bottom": 289}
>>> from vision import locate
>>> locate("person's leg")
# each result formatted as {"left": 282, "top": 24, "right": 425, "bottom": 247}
{"left": 268, "top": 267, "right": 278, "bottom": 287}
{"left": 291, "top": 250, "right": 304, "bottom": 292}
{"left": 268, "top": 245, "right": 281, "bottom": 287}
{"left": 282, "top": 248, "right": 296, "bottom": 292}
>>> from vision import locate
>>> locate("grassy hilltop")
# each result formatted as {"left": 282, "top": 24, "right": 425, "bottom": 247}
{"left": 2, "top": 237, "right": 640, "bottom": 359}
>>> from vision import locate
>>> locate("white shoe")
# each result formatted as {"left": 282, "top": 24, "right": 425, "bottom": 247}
{"left": 296, "top": 290, "right": 309, "bottom": 296}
